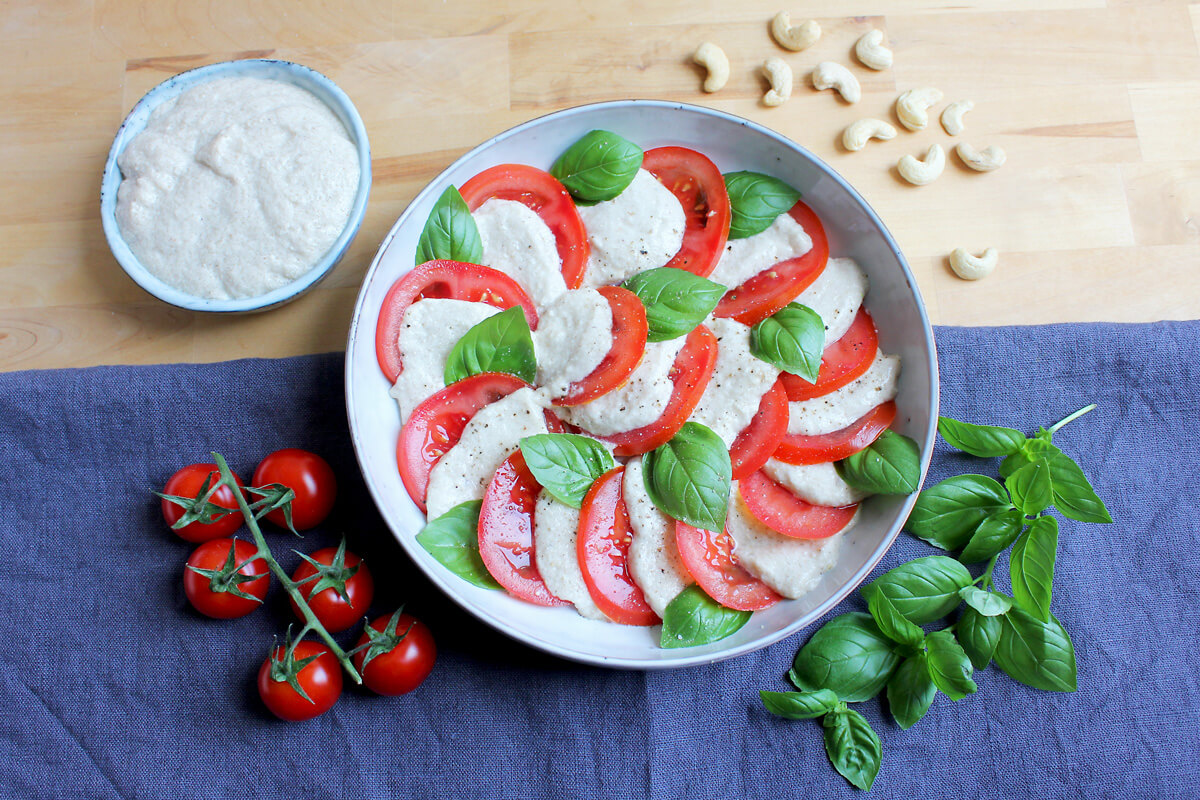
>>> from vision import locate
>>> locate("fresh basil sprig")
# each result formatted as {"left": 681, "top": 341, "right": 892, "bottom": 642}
{"left": 518, "top": 433, "right": 613, "bottom": 509}
{"left": 724, "top": 171, "right": 802, "bottom": 240}
{"left": 660, "top": 585, "right": 751, "bottom": 648}
{"left": 550, "top": 130, "right": 643, "bottom": 203}
{"left": 621, "top": 268, "right": 725, "bottom": 342}
{"left": 836, "top": 430, "right": 922, "bottom": 495}
{"left": 444, "top": 306, "right": 537, "bottom": 385}
{"left": 750, "top": 302, "right": 825, "bottom": 381}
{"left": 415, "top": 501, "right": 500, "bottom": 590}
{"left": 642, "top": 422, "right": 732, "bottom": 534}
{"left": 791, "top": 613, "right": 900, "bottom": 702}
{"left": 417, "top": 185, "right": 483, "bottom": 265}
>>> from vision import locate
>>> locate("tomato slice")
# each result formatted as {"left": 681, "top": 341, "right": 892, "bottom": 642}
{"left": 642, "top": 146, "right": 731, "bottom": 278}
{"left": 729, "top": 379, "right": 789, "bottom": 480}
{"left": 602, "top": 324, "right": 719, "bottom": 457}
{"left": 781, "top": 308, "right": 879, "bottom": 401}
{"left": 460, "top": 164, "right": 590, "bottom": 290}
{"left": 553, "top": 286, "right": 649, "bottom": 407}
{"left": 376, "top": 260, "right": 540, "bottom": 383}
{"left": 577, "top": 467, "right": 658, "bottom": 625}
{"left": 738, "top": 470, "right": 859, "bottom": 540}
{"left": 773, "top": 401, "right": 897, "bottom": 465}
{"left": 674, "top": 521, "right": 782, "bottom": 611}
{"left": 713, "top": 200, "right": 830, "bottom": 326}
{"left": 478, "top": 451, "right": 569, "bottom": 607}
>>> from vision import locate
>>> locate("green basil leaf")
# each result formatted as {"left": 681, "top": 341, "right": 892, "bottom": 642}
{"left": 1009, "top": 515, "right": 1058, "bottom": 622}
{"left": 1006, "top": 458, "right": 1053, "bottom": 516}
{"left": 836, "top": 430, "right": 922, "bottom": 495}
{"left": 643, "top": 422, "right": 732, "bottom": 533}
{"left": 822, "top": 707, "right": 882, "bottom": 792}
{"left": 792, "top": 612, "right": 900, "bottom": 702}
{"left": 724, "top": 171, "right": 802, "bottom": 240}
{"left": 660, "top": 584, "right": 751, "bottom": 648}
{"left": 415, "top": 501, "right": 500, "bottom": 590}
{"left": 959, "top": 586, "right": 1013, "bottom": 617}
{"left": 787, "top": 667, "right": 814, "bottom": 691}
{"left": 621, "top": 267, "right": 726, "bottom": 342}
{"left": 958, "top": 507, "right": 1026, "bottom": 563}
{"left": 550, "top": 130, "right": 643, "bottom": 203}
{"left": 999, "top": 438, "right": 1061, "bottom": 479}
{"left": 1045, "top": 451, "right": 1112, "bottom": 523}
{"left": 906, "top": 474, "right": 1014, "bottom": 550}
{"left": 517, "top": 433, "right": 613, "bottom": 509}
{"left": 886, "top": 651, "right": 936, "bottom": 729}
{"left": 937, "top": 416, "right": 1027, "bottom": 457}
{"left": 748, "top": 302, "right": 824, "bottom": 380}
{"left": 760, "top": 688, "right": 841, "bottom": 719}
{"left": 443, "top": 306, "right": 537, "bottom": 385}
{"left": 868, "top": 556, "right": 973, "bottom": 624}
{"left": 956, "top": 606, "right": 1002, "bottom": 669}
{"left": 925, "top": 629, "right": 978, "bottom": 701}
{"left": 416, "top": 185, "right": 483, "bottom": 265}
{"left": 862, "top": 584, "right": 925, "bottom": 649}
{"left": 994, "top": 606, "right": 1077, "bottom": 692}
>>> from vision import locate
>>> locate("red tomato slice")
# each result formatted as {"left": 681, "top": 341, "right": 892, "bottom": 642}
{"left": 738, "top": 470, "right": 859, "bottom": 540}
{"left": 642, "top": 146, "right": 731, "bottom": 278}
{"left": 460, "top": 164, "right": 590, "bottom": 290}
{"left": 773, "top": 401, "right": 897, "bottom": 465}
{"left": 478, "top": 451, "right": 569, "bottom": 607}
{"left": 376, "top": 260, "right": 540, "bottom": 383}
{"left": 553, "top": 286, "right": 649, "bottom": 407}
{"left": 577, "top": 467, "right": 658, "bottom": 625}
{"left": 603, "top": 324, "right": 719, "bottom": 457}
{"left": 674, "top": 521, "right": 782, "bottom": 611}
{"left": 713, "top": 200, "right": 830, "bottom": 326}
{"left": 729, "top": 379, "right": 789, "bottom": 480}
{"left": 781, "top": 308, "right": 879, "bottom": 401}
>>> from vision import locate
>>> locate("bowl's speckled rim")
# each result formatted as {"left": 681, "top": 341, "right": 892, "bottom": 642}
{"left": 345, "top": 99, "right": 939, "bottom": 670}
{"left": 99, "top": 58, "right": 372, "bottom": 314}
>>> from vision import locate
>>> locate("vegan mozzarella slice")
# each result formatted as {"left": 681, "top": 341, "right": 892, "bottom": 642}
{"left": 787, "top": 352, "right": 900, "bottom": 436}
{"left": 762, "top": 460, "right": 868, "bottom": 507}
{"left": 533, "top": 490, "right": 609, "bottom": 621}
{"left": 556, "top": 337, "right": 686, "bottom": 436}
{"left": 688, "top": 318, "right": 780, "bottom": 447}
{"left": 708, "top": 211, "right": 812, "bottom": 290}
{"left": 576, "top": 169, "right": 686, "bottom": 288}
{"left": 622, "top": 457, "right": 691, "bottom": 617}
{"left": 533, "top": 288, "right": 613, "bottom": 398}
{"left": 794, "top": 257, "right": 868, "bottom": 345}
{"left": 425, "top": 387, "right": 549, "bottom": 519}
{"left": 473, "top": 198, "right": 567, "bottom": 311}
{"left": 388, "top": 299, "right": 501, "bottom": 422}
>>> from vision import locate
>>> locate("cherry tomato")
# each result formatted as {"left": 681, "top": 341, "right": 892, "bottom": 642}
{"left": 376, "top": 260, "right": 540, "bottom": 383}
{"left": 459, "top": 164, "right": 590, "bottom": 289}
{"left": 773, "top": 400, "right": 897, "bottom": 465}
{"left": 288, "top": 545, "right": 375, "bottom": 633}
{"left": 183, "top": 538, "right": 269, "bottom": 619}
{"left": 553, "top": 286, "right": 648, "bottom": 407}
{"left": 674, "top": 521, "right": 782, "bottom": 611}
{"left": 642, "top": 146, "right": 731, "bottom": 278}
{"left": 738, "top": 470, "right": 859, "bottom": 539}
{"left": 353, "top": 612, "right": 437, "bottom": 696}
{"left": 780, "top": 307, "right": 879, "bottom": 401}
{"left": 161, "top": 464, "right": 245, "bottom": 543}
{"left": 253, "top": 449, "right": 337, "bottom": 531}
{"left": 577, "top": 467, "right": 658, "bottom": 626}
{"left": 257, "top": 641, "right": 342, "bottom": 721}
{"left": 729, "top": 379, "right": 789, "bottom": 480}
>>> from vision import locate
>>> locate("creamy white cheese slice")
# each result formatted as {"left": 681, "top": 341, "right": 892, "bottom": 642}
{"left": 787, "top": 352, "right": 900, "bottom": 436}
{"left": 709, "top": 212, "right": 812, "bottom": 291}
{"left": 557, "top": 337, "right": 686, "bottom": 436}
{"left": 425, "top": 387, "right": 549, "bottom": 519}
{"left": 533, "top": 490, "right": 609, "bottom": 621}
{"left": 623, "top": 456, "right": 691, "bottom": 617}
{"left": 762, "top": 460, "right": 869, "bottom": 507}
{"left": 533, "top": 288, "right": 613, "bottom": 398}
{"left": 795, "top": 257, "right": 868, "bottom": 345}
{"left": 388, "top": 299, "right": 501, "bottom": 422}
{"left": 577, "top": 169, "right": 686, "bottom": 288}
{"left": 473, "top": 198, "right": 566, "bottom": 311}
{"left": 688, "top": 318, "right": 780, "bottom": 447}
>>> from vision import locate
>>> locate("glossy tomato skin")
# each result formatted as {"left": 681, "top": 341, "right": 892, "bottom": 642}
{"left": 552, "top": 285, "right": 648, "bottom": 407}
{"left": 257, "top": 642, "right": 343, "bottom": 721}
{"left": 674, "top": 521, "right": 782, "bottom": 612}
{"left": 288, "top": 547, "right": 375, "bottom": 633}
{"left": 253, "top": 449, "right": 337, "bottom": 531}
{"left": 729, "top": 379, "right": 789, "bottom": 480}
{"left": 577, "top": 467, "right": 658, "bottom": 626}
{"left": 183, "top": 538, "right": 269, "bottom": 619}
{"left": 162, "top": 464, "right": 245, "bottom": 543}
{"left": 738, "top": 470, "right": 859, "bottom": 539}
{"left": 781, "top": 308, "right": 879, "bottom": 401}
{"left": 642, "top": 146, "right": 731, "bottom": 278}
{"left": 353, "top": 613, "right": 437, "bottom": 696}
{"left": 773, "top": 400, "right": 897, "bottom": 465}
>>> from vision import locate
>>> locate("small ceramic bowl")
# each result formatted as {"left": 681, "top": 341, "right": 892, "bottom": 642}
{"left": 345, "top": 100, "right": 939, "bottom": 669}
{"left": 100, "top": 59, "right": 372, "bottom": 313}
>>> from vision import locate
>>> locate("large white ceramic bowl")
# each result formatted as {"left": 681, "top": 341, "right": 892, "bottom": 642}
{"left": 345, "top": 100, "right": 938, "bottom": 669}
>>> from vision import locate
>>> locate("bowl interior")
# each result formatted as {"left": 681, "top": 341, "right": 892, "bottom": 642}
{"left": 346, "top": 100, "right": 938, "bottom": 669}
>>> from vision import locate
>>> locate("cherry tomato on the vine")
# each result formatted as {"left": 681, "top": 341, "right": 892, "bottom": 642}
{"left": 253, "top": 449, "right": 337, "bottom": 531}
{"left": 288, "top": 545, "right": 375, "bottom": 633}
{"left": 352, "top": 611, "right": 437, "bottom": 696}
{"left": 257, "top": 641, "right": 343, "bottom": 721}
{"left": 161, "top": 464, "right": 245, "bottom": 542}
{"left": 182, "top": 538, "right": 269, "bottom": 619}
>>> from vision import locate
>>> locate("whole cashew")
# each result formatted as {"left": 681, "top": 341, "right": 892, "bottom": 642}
{"left": 771, "top": 12, "right": 821, "bottom": 51}
{"left": 897, "top": 144, "right": 945, "bottom": 186}
{"left": 896, "top": 87, "right": 943, "bottom": 131}
{"left": 693, "top": 42, "right": 730, "bottom": 93}
{"left": 956, "top": 142, "right": 1006, "bottom": 171}
{"left": 949, "top": 248, "right": 999, "bottom": 280}
{"left": 762, "top": 57, "right": 793, "bottom": 107}
{"left": 842, "top": 118, "right": 897, "bottom": 151}
{"left": 941, "top": 100, "right": 974, "bottom": 136}
{"left": 854, "top": 29, "right": 893, "bottom": 71}
{"left": 812, "top": 62, "right": 861, "bottom": 104}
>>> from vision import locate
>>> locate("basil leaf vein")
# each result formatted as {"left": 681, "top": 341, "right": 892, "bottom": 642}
{"left": 724, "top": 171, "right": 802, "bottom": 240}
{"left": 837, "top": 430, "right": 922, "bottom": 495}
{"left": 415, "top": 501, "right": 500, "bottom": 590}
{"left": 750, "top": 302, "right": 825, "bottom": 381}
{"left": 550, "top": 130, "right": 643, "bottom": 203}
{"left": 643, "top": 422, "right": 732, "bottom": 533}
{"left": 416, "top": 184, "right": 483, "bottom": 265}
{"left": 660, "top": 584, "right": 750, "bottom": 648}
{"left": 444, "top": 306, "right": 537, "bottom": 385}
{"left": 518, "top": 433, "right": 614, "bottom": 509}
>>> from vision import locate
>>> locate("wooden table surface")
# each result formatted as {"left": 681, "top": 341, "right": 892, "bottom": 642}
{"left": 3, "top": 0, "right": 1198, "bottom": 371}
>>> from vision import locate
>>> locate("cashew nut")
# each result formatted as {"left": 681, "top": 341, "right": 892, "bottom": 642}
{"left": 895, "top": 87, "right": 943, "bottom": 131}
{"left": 762, "top": 57, "right": 793, "bottom": 107}
{"left": 693, "top": 42, "right": 730, "bottom": 93}
{"left": 940, "top": 100, "right": 974, "bottom": 136}
{"left": 897, "top": 144, "right": 945, "bottom": 186}
{"left": 949, "top": 248, "right": 999, "bottom": 280}
{"left": 812, "top": 62, "right": 861, "bottom": 104}
{"left": 956, "top": 142, "right": 1006, "bottom": 171}
{"left": 771, "top": 12, "right": 821, "bottom": 52}
{"left": 842, "top": 118, "right": 897, "bottom": 151}
{"left": 854, "top": 29, "right": 893, "bottom": 71}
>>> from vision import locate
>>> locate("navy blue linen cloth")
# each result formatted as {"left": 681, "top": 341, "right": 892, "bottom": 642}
{"left": 0, "top": 321, "right": 1197, "bottom": 799}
